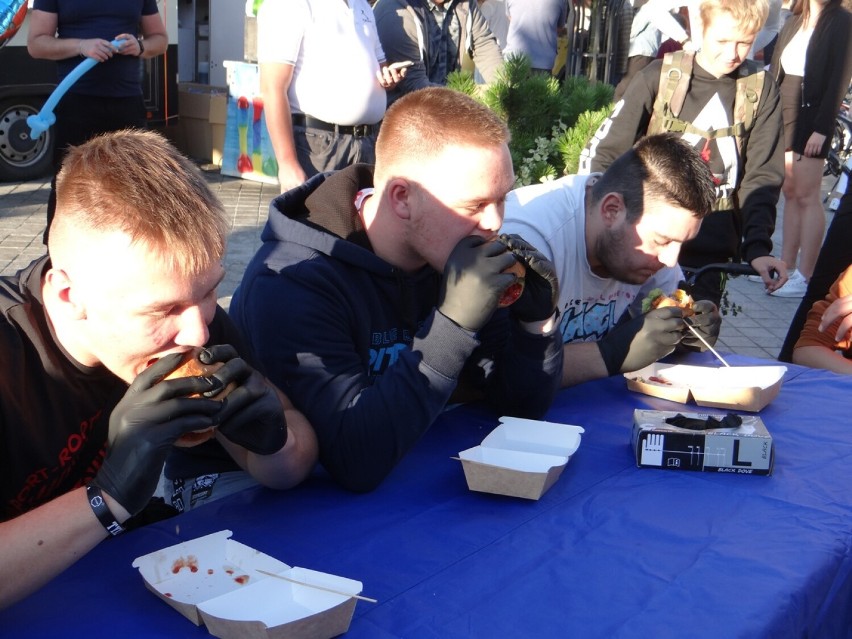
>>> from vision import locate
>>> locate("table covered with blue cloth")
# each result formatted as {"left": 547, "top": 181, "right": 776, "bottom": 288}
{"left": 3, "top": 352, "right": 852, "bottom": 638}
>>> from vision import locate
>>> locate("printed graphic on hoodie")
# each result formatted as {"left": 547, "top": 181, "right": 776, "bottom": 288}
{"left": 369, "top": 325, "right": 415, "bottom": 375}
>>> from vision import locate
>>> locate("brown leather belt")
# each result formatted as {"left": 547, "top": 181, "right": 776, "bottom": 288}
{"left": 292, "top": 113, "right": 377, "bottom": 138}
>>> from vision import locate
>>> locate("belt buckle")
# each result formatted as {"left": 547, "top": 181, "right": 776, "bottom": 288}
{"left": 353, "top": 124, "right": 370, "bottom": 138}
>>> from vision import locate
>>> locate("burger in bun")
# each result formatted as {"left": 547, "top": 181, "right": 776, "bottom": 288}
{"left": 499, "top": 258, "right": 527, "bottom": 308}
{"left": 162, "top": 347, "right": 235, "bottom": 447}
{"left": 489, "top": 237, "right": 527, "bottom": 308}
{"left": 641, "top": 288, "right": 694, "bottom": 317}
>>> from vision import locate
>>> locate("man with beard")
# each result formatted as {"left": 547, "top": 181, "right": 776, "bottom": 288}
{"left": 579, "top": 0, "right": 787, "bottom": 304}
{"left": 501, "top": 134, "right": 721, "bottom": 387}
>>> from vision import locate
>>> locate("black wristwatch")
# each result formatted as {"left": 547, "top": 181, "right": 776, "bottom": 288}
{"left": 136, "top": 36, "right": 145, "bottom": 57}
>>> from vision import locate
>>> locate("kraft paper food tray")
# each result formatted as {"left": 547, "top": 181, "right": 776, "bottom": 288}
{"left": 458, "top": 416, "right": 584, "bottom": 500}
{"left": 625, "top": 363, "right": 787, "bottom": 412}
{"left": 132, "top": 530, "right": 362, "bottom": 639}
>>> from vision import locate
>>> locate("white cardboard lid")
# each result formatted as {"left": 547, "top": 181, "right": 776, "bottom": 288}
{"left": 481, "top": 416, "right": 584, "bottom": 457}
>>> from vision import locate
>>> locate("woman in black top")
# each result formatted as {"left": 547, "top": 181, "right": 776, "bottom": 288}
{"left": 769, "top": 0, "right": 852, "bottom": 297}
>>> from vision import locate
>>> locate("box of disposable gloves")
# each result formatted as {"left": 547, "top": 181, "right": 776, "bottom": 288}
{"left": 632, "top": 409, "right": 774, "bottom": 475}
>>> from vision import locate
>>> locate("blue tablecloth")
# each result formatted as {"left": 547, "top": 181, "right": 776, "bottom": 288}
{"left": 3, "top": 352, "right": 852, "bottom": 638}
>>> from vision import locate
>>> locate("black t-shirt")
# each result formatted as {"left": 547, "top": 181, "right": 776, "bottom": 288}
{"left": 32, "top": 0, "right": 160, "bottom": 97}
{"left": 0, "top": 257, "right": 246, "bottom": 520}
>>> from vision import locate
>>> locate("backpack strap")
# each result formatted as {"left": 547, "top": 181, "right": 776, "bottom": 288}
{"left": 648, "top": 53, "right": 765, "bottom": 211}
{"left": 667, "top": 50, "right": 692, "bottom": 118}
{"left": 649, "top": 50, "right": 693, "bottom": 136}
{"left": 651, "top": 52, "right": 764, "bottom": 143}
{"left": 733, "top": 59, "right": 764, "bottom": 142}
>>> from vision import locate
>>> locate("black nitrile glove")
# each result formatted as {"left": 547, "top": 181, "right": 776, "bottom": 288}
{"left": 679, "top": 300, "right": 721, "bottom": 350}
{"left": 597, "top": 307, "right": 685, "bottom": 375}
{"left": 202, "top": 345, "right": 288, "bottom": 455}
{"left": 498, "top": 233, "right": 559, "bottom": 322}
{"left": 93, "top": 353, "right": 223, "bottom": 516}
{"left": 665, "top": 413, "right": 742, "bottom": 431}
{"left": 438, "top": 235, "right": 517, "bottom": 332}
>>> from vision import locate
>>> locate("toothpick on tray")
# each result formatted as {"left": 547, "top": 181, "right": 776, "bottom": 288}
{"left": 683, "top": 321, "right": 730, "bottom": 367}
{"left": 255, "top": 569, "right": 377, "bottom": 603}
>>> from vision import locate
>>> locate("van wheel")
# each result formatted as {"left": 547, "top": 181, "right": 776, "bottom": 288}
{"left": 0, "top": 97, "right": 54, "bottom": 182}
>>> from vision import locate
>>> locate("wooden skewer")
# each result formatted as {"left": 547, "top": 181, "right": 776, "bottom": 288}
{"left": 683, "top": 321, "right": 731, "bottom": 367}
{"left": 255, "top": 568, "right": 377, "bottom": 603}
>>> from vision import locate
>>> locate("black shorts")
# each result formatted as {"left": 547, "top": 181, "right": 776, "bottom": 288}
{"left": 780, "top": 74, "right": 831, "bottom": 159}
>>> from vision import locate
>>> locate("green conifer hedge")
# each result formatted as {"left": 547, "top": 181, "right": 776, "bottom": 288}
{"left": 447, "top": 54, "right": 614, "bottom": 186}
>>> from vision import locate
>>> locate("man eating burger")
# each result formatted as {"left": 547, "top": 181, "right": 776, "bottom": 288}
{"left": 502, "top": 133, "right": 723, "bottom": 387}
{"left": 229, "top": 87, "right": 563, "bottom": 493}
{"left": 0, "top": 130, "right": 317, "bottom": 609}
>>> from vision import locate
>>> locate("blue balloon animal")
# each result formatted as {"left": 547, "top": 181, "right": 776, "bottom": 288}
{"left": 27, "top": 38, "right": 125, "bottom": 139}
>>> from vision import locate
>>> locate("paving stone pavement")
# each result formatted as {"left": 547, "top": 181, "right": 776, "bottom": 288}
{"left": 0, "top": 167, "right": 278, "bottom": 307}
{"left": 0, "top": 168, "right": 834, "bottom": 362}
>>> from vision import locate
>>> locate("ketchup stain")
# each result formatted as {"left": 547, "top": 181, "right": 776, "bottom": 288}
{"left": 500, "top": 282, "right": 524, "bottom": 307}
{"left": 234, "top": 575, "right": 250, "bottom": 585}
{"left": 171, "top": 555, "right": 200, "bottom": 574}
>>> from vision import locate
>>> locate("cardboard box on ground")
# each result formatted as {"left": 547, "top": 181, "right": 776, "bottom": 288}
{"left": 176, "top": 83, "right": 228, "bottom": 165}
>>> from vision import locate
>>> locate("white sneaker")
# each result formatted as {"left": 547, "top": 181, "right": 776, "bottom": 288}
{"left": 771, "top": 270, "right": 808, "bottom": 297}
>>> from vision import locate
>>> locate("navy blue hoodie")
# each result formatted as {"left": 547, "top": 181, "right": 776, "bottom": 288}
{"left": 230, "top": 165, "right": 563, "bottom": 492}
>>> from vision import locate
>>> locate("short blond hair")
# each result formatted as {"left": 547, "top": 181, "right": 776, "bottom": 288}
{"left": 51, "top": 129, "right": 227, "bottom": 277}
{"left": 700, "top": 0, "right": 769, "bottom": 36}
{"left": 374, "top": 87, "right": 510, "bottom": 183}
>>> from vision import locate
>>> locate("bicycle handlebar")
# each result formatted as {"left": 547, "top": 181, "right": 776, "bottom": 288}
{"left": 681, "top": 262, "right": 758, "bottom": 287}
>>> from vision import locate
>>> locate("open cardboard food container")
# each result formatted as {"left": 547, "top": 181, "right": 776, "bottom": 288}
{"left": 625, "top": 363, "right": 787, "bottom": 412}
{"left": 458, "top": 417, "right": 584, "bottom": 500}
{"left": 132, "top": 530, "right": 363, "bottom": 639}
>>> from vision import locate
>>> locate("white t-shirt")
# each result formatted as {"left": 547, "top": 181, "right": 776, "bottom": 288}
{"left": 628, "top": 0, "right": 693, "bottom": 58}
{"left": 501, "top": 174, "right": 682, "bottom": 344}
{"left": 257, "top": 0, "right": 387, "bottom": 125}
{"left": 780, "top": 26, "right": 814, "bottom": 77}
